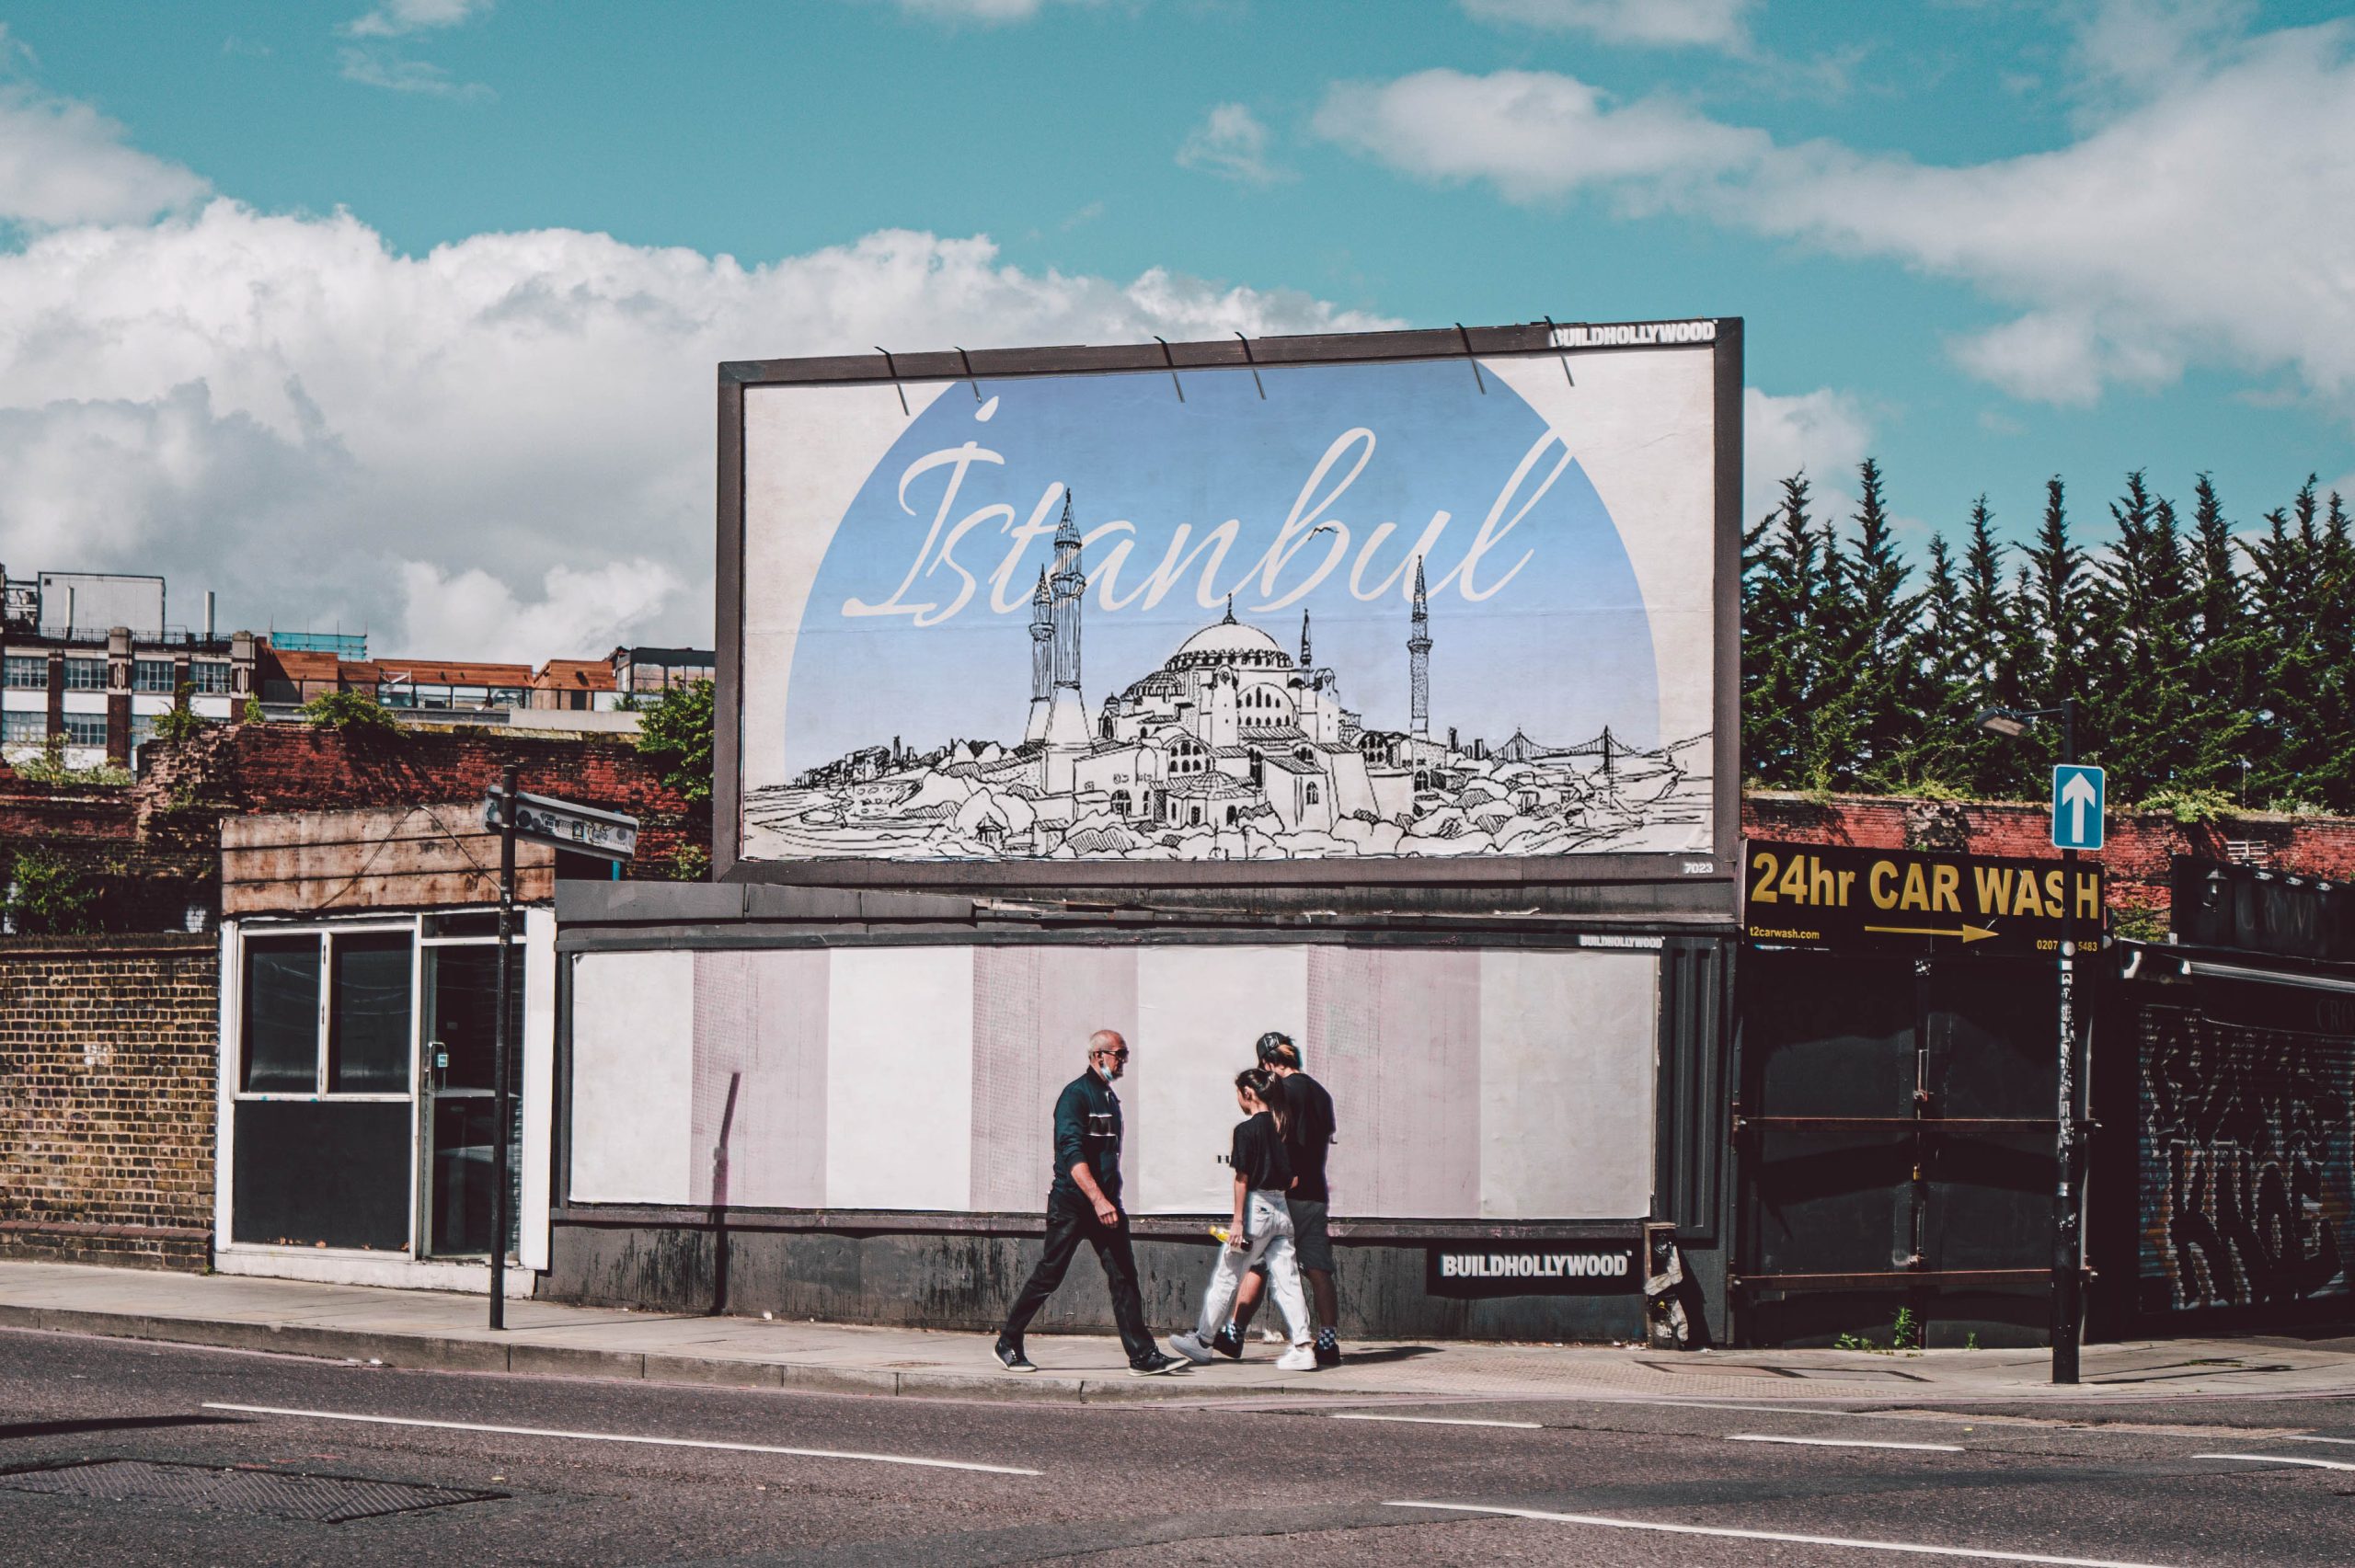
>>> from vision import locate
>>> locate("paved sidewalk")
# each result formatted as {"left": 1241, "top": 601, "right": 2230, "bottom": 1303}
{"left": 4, "top": 1260, "right": 2353, "bottom": 1407}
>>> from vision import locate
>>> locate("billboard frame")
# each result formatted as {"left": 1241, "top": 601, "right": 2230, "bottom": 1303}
{"left": 714, "top": 318, "right": 1742, "bottom": 905}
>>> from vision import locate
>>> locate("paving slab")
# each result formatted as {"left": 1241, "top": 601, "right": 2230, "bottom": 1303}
{"left": 4, "top": 1259, "right": 2353, "bottom": 1407}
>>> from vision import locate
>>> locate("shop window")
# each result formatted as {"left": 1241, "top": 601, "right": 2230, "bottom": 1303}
{"left": 243, "top": 937, "right": 322, "bottom": 1093}
{"left": 239, "top": 929, "right": 416, "bottom": 1095}
{"left": 329, "top": 933, "right": 413, "bottom": 1093}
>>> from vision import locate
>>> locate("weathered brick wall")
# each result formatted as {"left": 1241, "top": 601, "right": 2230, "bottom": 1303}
{"left": 0, "top": 935, "right": 218, "bottom": 1269}
{"left": 137, "top": 722, "right": 698, "bottom": 879}
{"left": 1743, "top": 793, "right": 2355, "bottom": 931}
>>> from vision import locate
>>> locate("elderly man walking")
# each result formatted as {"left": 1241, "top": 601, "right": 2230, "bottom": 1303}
{"left": 994, "top": 1029, "right": 1189, "bottom": 1377}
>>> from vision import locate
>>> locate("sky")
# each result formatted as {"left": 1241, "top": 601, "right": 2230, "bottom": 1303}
{"left": 0, "top": 0, "right": 2349, "bottom": 659}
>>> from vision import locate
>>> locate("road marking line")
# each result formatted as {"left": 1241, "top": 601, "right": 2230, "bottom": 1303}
{"left": 199, "top": 1403, "right": 1040, "bottom": 1476}
{"left": 2286, "top": 1435, "right": 2355, "bottom": 1447}
{"left": 1384, "top": 1502, "right": 2179, "bottom": 1566}
{"left": 1729, "top": 1434, "right": 1964, "bottom": 1452}
{"left": 2195, "top": 1452, "right": 2355, "bottom": 1472}
{"left": 1331, "top": 1413, "right": 1545, "bottom": 1430}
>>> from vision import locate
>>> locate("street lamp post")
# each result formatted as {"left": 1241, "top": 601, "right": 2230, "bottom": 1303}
{"left": 1973, "top": 701, "right": 2085, "bottom": 1386}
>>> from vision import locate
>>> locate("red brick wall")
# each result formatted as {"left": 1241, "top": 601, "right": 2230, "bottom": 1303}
{"left": 1743, "top": 793, "right": 2355, "bottom": 930}
{"left": 137, "top": 722, "right": 699, "bottom": 879}
{"left": 0, "top": 936, "right": 217, "bottom": 1270}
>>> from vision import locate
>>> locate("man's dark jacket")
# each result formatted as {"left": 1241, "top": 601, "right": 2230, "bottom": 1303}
{"left": 1049, "top": 1070, "right": 1123, "bottom": 1203}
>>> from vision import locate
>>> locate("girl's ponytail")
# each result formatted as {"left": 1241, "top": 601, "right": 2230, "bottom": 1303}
{"left": 1236, "top": 1066, "right": 1290, "bottom": 1140}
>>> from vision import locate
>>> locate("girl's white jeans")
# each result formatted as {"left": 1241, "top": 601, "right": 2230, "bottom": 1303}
{"left": 1195, "top": 1189, "right": 1311, "bottom": 1345}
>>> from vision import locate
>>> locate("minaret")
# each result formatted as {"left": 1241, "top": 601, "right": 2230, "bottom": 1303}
{"left": 1051, "top": 493, "right": 1085, "bottom": 695}
{"left": 1298, "top": 609, "right": 1312, "bottom": 671}
{"left": 1407, "top": 557, "right": 1431, "bottom": 743}
{"left": 1041, "top": 492, "right": 1091, "bottom": 773}
{"left": 1022, "top": 567, "right": 1053, "bottom": 744}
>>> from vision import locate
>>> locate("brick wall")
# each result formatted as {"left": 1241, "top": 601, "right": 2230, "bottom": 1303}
{"left": 0, "top": 935, "right": 218, "bottom": 1270}
{"left": 1743, "top": 793, "right": 2355, "bottom": 931}
{"left": 137, "top": 722, "right": 698, "bottom": 879}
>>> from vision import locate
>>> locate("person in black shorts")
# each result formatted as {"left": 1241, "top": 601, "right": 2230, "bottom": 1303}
{"left": 1221, "top": 1031, "right": 1341, "bottom": 1366}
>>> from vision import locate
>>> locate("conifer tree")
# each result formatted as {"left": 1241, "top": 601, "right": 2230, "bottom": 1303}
{"left": 1841, "top": 459, "right": 1927, "bottom": 787}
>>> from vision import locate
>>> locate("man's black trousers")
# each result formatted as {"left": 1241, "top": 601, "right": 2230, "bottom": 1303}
{"left": 1001, "top": 1188, "right": 1156, "bottom": 1364}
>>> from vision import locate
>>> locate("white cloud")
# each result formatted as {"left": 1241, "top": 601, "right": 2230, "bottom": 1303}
{"left": 337, "top": 49, "right": 490, "bottom": 98}
{"left": 343, "top": 0, "right": 491, "bottom": 39}
{"left": 1743, "top": 387, "right": 1872, "bottom": 525}
{"left": 1176, "top": 104, "right": 1289, "bottom": 186}
{"left": 396, "top": 559, "right": 680, "bottom": 662}
{"left": 881, "top": 0, "right": 1096, "bottom": 23}
{"left": 1460, "top": 0, "right": 1756, "bottom": 51}
{"left": 1313, "top": 70, "right": 1762, "bottom": 205}
{"left": 0, "top": 201, "right": 1391, "bottom": 657}
{"left": 1317, "top": 16, "right": 2355, "bottom": 423}
{"left": 0, "top": 85, "right": 209, "bottom": 228}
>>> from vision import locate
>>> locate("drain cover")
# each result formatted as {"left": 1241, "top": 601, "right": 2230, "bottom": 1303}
{"left": 0, "top": 1459, "right": 503, "bottom": 1523}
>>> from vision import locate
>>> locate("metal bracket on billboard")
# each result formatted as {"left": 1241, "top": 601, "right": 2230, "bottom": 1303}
{"left": 955, "top": 346, "right": 982, "bottom": 402}
{"left": 1153, "top": 336, "right": 1186, "bottom": 403}
{"left": 873, "top": 347, "right": 910, "bottom": 417}
{"left": 1543, "top": 317, "right": 1575, "bottom": 386}
{"left": 1455, "top": 324, "right": 1487, "bottom": 394}
{"left": 1232, "top": 331, "right": 1266, "bottom": 399}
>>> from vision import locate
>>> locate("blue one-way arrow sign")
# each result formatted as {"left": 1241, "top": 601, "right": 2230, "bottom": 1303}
{"left": 2052, "top": 764, "right": 2106, "bottom": 851}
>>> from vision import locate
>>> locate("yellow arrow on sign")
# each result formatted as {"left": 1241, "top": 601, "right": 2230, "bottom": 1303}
{"left": 1864, "top": 923, "right": 2000, "bottom": 943}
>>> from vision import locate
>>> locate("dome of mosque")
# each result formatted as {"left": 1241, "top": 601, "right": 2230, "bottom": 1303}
{"left": 1167, "top": 608, "right": 1291, "bottom": 670}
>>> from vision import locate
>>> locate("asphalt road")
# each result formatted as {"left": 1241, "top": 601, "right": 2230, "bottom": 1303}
{"left": 2, "top": 1326, "right": 2351, "bottom": 1566}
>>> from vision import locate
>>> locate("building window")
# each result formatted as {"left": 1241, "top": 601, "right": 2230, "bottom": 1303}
{"left": 189, "top": 661, "right": 231, "bottom": 694}
{"left": 3, "top": 655, "right": 44, "bottom": 690}
{"left": 62, "top": 713, "right": 107, "bottom": 748}
{"left": 133, "top": 658, "right": 176, "bottom": 692}
{"left": 63, "top": 658, "right": 106, "bottom": 691}
{"left": 1305, "top": 783, "right": 1320, "bottom": 805}
{"left": 239, "top": 929, "right": 417, "bottom": 1096}
{"left": 1, "top": 711, "right": 45, "bottom": 743}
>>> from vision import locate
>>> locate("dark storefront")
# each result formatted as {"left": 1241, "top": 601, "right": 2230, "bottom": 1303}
{"left": 1734, "top": 841, "right": 2101, "bottom": 1347}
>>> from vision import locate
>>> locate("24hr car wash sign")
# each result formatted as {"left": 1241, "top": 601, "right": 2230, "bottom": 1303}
{"left": 1743, "top": 841, "right": 2104, "bottom": 956}
{"left": 718, "top": 321, "right": 1739, "bottom": 885}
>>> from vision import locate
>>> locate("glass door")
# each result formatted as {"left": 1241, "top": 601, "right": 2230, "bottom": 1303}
{"left": 420, "top": 941, "right": 523, "bottom": 1257}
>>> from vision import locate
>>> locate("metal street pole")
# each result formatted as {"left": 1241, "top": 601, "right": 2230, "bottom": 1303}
{"left": 2052, "top": 700, "right": 2081, "bottom": 1385}
{"left": 489, "top": 762, "right": 518, "bottom": 1331}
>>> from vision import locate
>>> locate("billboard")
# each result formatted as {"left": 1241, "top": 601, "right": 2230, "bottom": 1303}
{"left": 718, "top": 321, "right": 1739, "bottom": 887}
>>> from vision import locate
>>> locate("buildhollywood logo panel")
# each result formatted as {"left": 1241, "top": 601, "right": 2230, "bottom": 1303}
{"left": 736, "top": 339, "right": 1721, "bottom": 867}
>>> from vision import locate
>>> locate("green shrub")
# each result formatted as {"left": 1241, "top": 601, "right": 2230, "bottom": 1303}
{"left": 301, "top": 690, "right": 401, "bottom": 732}
{"left": 2137, "top": 785, "right": 2235, "bottom": 825}
{"left": 4, "top": 846, "right": 102, "bottom": 935}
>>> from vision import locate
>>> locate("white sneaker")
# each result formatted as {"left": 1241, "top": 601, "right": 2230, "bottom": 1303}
{"left": 1276, "top": 1343, "right": 1317, "bottom": 1371}
{"left": 1168, "top": 1331, "right": 1214, "bottom": 1365}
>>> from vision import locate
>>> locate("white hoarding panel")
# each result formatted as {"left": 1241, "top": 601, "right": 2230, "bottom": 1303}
{"left": 569, "top": 950, "right": 695, "bottom": 1204}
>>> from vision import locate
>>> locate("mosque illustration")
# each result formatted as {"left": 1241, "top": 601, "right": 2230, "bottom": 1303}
{"left": 748, "top": 498, "right": 1709, "bottom": 863}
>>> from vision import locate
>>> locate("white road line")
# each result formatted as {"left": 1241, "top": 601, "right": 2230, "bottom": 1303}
{"left": 2285, "top": 1435, "right": 2355, "bottom": 1447}
{"left": 2194, "top": 1452, "right": 2355, "bottom": 1472}
{"left": 1330, "top": 1413, "right": 1545, "bottom": 1430}
{"left": 1384, "top": 1502, "right": 2180, "bottom": 1567}
{"left": 200, "top": 1402, "right": 1040, "bottom": 1476}
{"left": 1729, "top": 1434, "right": 1964, "bottom": 1452}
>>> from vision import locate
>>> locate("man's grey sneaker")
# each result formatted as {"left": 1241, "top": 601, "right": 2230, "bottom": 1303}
{"left": 1275, "top": 1343, "right": 1317, "bottom": 1371}
{"left": 993, "top": 1338, "right": 1037, "bottom": 1373}
{"left": 1128, "top": 1350, "right": 1190, "bottom": 1377}
{"left": 1314, "top": 1337, "right": 1341, "bottom": 1368}
{"left": 1210, "top": 1322, "right": 1246, "bottom": 1360}
{"left": 1167, "top": 1331, "right": 1214, "bottom": 1365}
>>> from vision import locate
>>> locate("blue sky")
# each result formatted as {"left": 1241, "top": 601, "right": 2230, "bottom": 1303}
{"left": 0, "top": 0, "right": 2349, "bottom": 656}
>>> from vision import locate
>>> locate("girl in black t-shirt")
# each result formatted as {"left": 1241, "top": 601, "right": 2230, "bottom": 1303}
{"left": 1169, "top": 1069, "right": 1317, "bottom": 1371}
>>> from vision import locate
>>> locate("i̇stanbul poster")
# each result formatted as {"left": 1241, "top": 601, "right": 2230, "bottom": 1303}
{"left": 735, "top": 338, "right": 1721, "bottom": 868}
